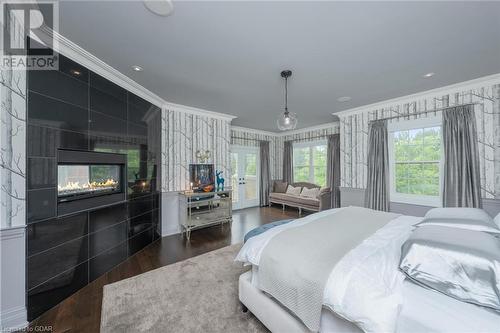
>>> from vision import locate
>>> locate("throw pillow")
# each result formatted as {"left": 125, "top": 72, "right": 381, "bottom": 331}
{"left": 286, "top": 185, "right": 302, "bottom": 196}
{"left": 274, "top": 181, "right": 288, "bottom": 193}
{"left": 300, "top": 187, "right": 320, "bottom": 198}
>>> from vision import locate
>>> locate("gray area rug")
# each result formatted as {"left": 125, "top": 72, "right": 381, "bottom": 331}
{"left": 100, "top": 244, "right": 268, "bottom": 332}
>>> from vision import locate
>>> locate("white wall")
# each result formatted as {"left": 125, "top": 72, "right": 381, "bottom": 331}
{"left": 0, "top": 17, "right": 27, "bottom": 329}
{"left": 0, "top": 228, "right": 27, "bottom": 330}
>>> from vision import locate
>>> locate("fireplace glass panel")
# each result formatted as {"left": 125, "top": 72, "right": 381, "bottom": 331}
{"left": 58, "top": 164, "right": 121, "bottom": 201}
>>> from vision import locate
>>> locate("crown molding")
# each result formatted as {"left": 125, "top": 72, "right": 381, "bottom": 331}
{"left": 278, "top": 122, "right": 340, "bottom": 137}
{"left": 163, "top": 102, "right": 237, "bottom": 121}
{"left": 38, "top": 28, "right": 237, "bottom": 121}
{"left": 231, "top": 126, "right": 277, "bottom": 137}
{"left": 335, "top": 73, "right": 500, "bottom": 117}
{"left": 230, "top": 122, "right": 341, "bottom": 138}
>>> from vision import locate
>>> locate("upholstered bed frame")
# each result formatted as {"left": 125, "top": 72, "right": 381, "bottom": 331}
{"left": 239, "top": 271, "right": 362, "bottom": 333}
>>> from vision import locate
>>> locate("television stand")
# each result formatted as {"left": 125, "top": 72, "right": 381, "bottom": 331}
{"left": 179, "top": 190, "right": 232, "bottom": 240}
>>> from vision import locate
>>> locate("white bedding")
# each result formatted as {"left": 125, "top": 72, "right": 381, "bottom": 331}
{"left": 236, "top": 207, "right": 500, "bottom": 333}
{"left": 250, "top": 266, "right": 500, "bottom": 333}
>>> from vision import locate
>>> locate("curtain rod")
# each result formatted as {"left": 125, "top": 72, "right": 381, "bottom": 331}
{"left": 369, "top": 102, "right": 480, "bottom": 123}
{"left": 285, "top": 135, "right": 332, "bottom": 142}
{"left": 230, "top": 137, "right": 266, "bottom": 142}
{"left": 231, "top": 134, "right": 335, "bottom": 143}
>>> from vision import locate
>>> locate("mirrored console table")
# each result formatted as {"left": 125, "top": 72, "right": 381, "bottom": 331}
{"left": 179, "top": 190, "right": 232, "bottom": 240}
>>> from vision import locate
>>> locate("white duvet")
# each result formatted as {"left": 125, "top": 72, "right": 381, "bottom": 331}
{"left": 235, "top": 208, "right": 422, "bottom": 333}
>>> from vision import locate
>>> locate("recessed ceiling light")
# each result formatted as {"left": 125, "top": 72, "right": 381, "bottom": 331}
{"left": 422, "top": 72, "right": 435, "bottom": 78}
{"left": 143, "top": 0, "right": 174, "bottom": 17}
{"left": 337, "top": 96, "right": 352, "bottom": 102}
{"left": 70, "top": 69, "right": 82, "bottom": 76}
{"left": 132, "top": 65, "right": 143, "bottom": 72}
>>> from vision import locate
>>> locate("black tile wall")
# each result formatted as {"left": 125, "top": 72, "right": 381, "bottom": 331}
{"left": 89, "top": 221, "right": 128, "bottom": 258}
{"left": 89, "top": 241, "right": 128, "bottom": 282}
{"left": 28, "top": 262, "right": 89, "bottom": 320}
{"left": 128, "top": 228, "right": 154, "bottom": 256}
{"left": 26, "top": 51, "right": 161, "bottom": 321}
{"left": 27, "top": 213, "right": 88, "bottom": 256}
{"left": 129, "top": 211, "right": 153, "bottom": 237}
{"left": 27, "top": 188, "right": 57, "bottom": 222}
{"left": 27, "top": 236, "right": 89, "bottom": 290}
{"left": 89, "top": 202, "right": 128, "bottom": 233}
{"left": 89, "top": 110, "right": 127, "bottom": 137}
{"left": 28, "top": 92, "right": 89, "bottom": 132}
{"left": 28, "top": 70, "right": 88, "bottom": 108}
{"left": 90, "top": 87, "right": 127, "bottom": 120}
{"left": 128, "top": 194, "right": 153, "bottom": 219}
{"left": 90, "top": 72, "right": 127, "bottom": 102}
{"left": 27, "top": 157, "right": 56, "bottom": 189}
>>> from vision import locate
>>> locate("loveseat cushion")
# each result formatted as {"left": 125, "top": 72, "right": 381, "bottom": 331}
{"left": 284, "top": 195, "right": 320, "bottom": 207}
{"left": 269, "top": 192, "right": 293, "bottom": 201}
{"left": 270, "top": 193, "right": 320, "bottom": 208}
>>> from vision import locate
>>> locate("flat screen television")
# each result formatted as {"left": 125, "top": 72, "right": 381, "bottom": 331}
{"left": 189, "top": 164, "right": 215, "bottom": 192}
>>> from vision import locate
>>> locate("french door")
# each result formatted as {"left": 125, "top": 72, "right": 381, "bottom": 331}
{"left": 231, "top": 146, "right": 260, "bottom": 210}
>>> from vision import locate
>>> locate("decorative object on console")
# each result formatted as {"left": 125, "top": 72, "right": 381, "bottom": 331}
{"left": 195, "top": 149, "right": 211, "bottom": 163}
{"left": 216, "top": 170, "right": 225, "bottom": 191}
{"left": 276, "top": 70, "right": 298, "bottom": 131}
{"left": 189, "top": 163, "right": 215, "bottom": 192}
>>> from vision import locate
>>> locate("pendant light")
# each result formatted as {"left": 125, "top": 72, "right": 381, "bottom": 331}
{"left": 277, "top": 70, "right": 298, "bottom": 131}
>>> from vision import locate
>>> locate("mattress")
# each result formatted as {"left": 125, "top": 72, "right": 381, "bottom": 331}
{"left": 251, "top": 266, "right": 500, "bottom": 333}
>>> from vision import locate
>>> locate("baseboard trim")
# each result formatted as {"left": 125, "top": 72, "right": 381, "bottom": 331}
{"left": 0, "top": 306, "right": 28, "bottom": 331}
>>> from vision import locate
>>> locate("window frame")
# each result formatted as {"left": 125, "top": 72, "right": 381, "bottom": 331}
{"left": 388, "top": 116, "right": 443, "bottom": 207}
{"left": 292, "top": 139, "right": 327, "bottom": 186}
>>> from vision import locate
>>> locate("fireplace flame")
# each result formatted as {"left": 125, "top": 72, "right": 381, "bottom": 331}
{"left": 58, "top": 178, "right": 119, "bottom": 195}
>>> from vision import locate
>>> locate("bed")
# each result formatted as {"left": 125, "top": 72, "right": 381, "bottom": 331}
{"left": 235, "top": 206, "right": 500, "bottom": 333}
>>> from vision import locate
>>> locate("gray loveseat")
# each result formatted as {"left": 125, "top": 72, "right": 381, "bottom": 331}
{"left": 269, "top": 181, "right": 332, "bottom": 214}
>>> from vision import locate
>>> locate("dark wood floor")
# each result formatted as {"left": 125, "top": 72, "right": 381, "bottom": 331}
{"left": 30, "top": 206, "right": 300, "bottom": 333}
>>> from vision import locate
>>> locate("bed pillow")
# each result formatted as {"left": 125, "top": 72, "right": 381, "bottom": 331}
{"left": 400, "top": 225, "right": 500, "bottom": 311}
{"left": 274, "top": 181, "right": 288, "bottom": 193}
{"left": 417, "top": 208, "right": 499, "bottom": 233}
{"left": 300, "top": 187, "right": 320, "bottom": 198}
{"left": 424, "top": 207, "right": 493, "bottom": 223}
{"left": 285, "top": 185, "right": 302, "bottom": 196}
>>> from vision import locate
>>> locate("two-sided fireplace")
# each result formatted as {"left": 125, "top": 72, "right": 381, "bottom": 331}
{"left": 57, "top": 149, "right": 127, "bottom": 216}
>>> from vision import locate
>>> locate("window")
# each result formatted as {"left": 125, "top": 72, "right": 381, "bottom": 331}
{"left": 293, "top": 140, "right": 327, "bottom": 186}
{"left": 389, "top": 117, "right": 442, "bottom": 206}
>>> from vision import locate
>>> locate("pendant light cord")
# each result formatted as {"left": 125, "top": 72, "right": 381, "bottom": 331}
{"left": 284, "top": 76, "right": 288, "bottom": 114}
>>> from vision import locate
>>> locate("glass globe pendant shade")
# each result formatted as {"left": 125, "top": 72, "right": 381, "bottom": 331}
{"left": 277, "top": 111, "right": 298, "bottom": 131}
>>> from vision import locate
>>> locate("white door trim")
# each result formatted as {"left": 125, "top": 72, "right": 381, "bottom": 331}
{"left": 231, "top": 146, "right": 260, "bottom": 210}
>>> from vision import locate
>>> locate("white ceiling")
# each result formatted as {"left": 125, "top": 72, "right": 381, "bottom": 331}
{"left": 59, "top": 1, "right": 500, "bottom": 132}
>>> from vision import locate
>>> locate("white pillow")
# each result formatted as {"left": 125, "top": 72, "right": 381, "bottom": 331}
{"left": 285, "top": 185, "right": 302, "bottom": 196}
{"left": 495, "top": 213, "right": 500, "bottom": 228}
{"left": 300, "top": 187, "right": 320, "bottom": 199}
{"left": 424, "top": 208, "right": 493, "bottom": 223}
{"left": 418, "top": 208, "right": 499, "bottom": 233}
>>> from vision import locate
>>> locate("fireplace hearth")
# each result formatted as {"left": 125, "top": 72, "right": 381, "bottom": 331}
{"left": 57, "top": 149, "right": 126, "bottom": 215}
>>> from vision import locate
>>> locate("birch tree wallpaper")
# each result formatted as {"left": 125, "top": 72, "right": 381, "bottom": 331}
{"left": 161, "top": 109, "right": 231, "bottom": 192}
{"left": 0, "top": 62, "right": 26, "bottom": 229}
{"left": 339, "top": 83, "right": 500, "bottom": 199}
